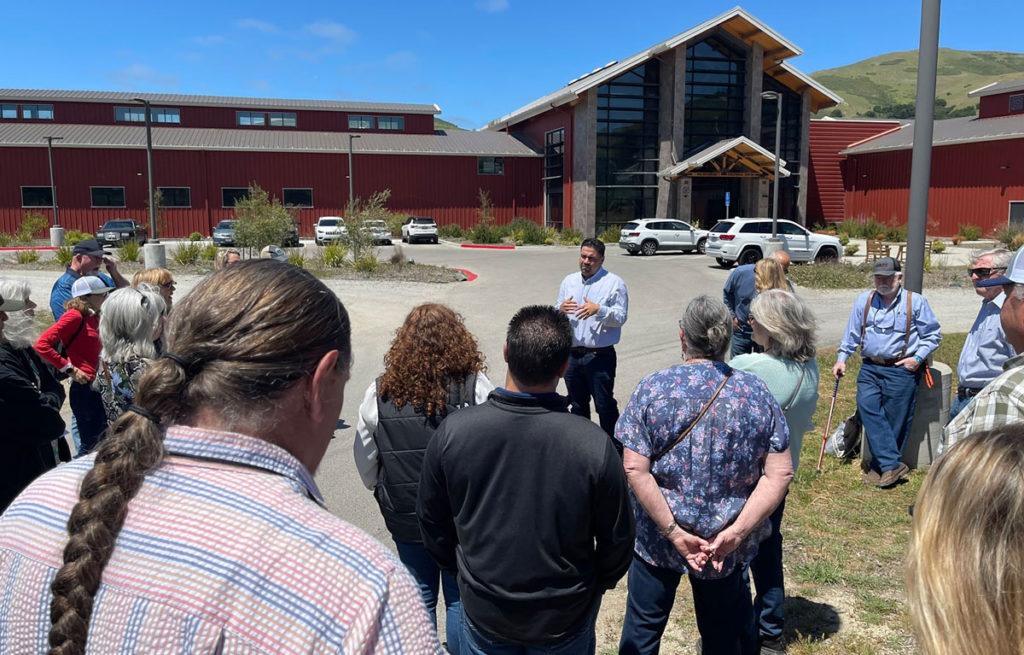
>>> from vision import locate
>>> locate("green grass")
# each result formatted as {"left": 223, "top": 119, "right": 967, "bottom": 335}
{"left": 789, "top": 263, "right": 970, "bottom": 289}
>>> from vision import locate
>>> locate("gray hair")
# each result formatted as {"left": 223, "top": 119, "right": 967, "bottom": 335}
{"left": 99, "top": 287, "right": 165, "bottom": 365}
{"left": 0, "top": 278, "right": 36, "bottom": 349}
{"left": 1013, "top": 284, "right": 1024, "bottom": 301}
{"left": 749, "top": 289, "right": 818, "bottom": 362}
{"left": 971, "top": 248, "right": 1012, "bottom": 269}
{"left": 680, "top": 295, "right": 733, "bottom": 361}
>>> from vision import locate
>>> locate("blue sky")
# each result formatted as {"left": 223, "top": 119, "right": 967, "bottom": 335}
{"left": 6, "top": 1, "right": 1021, "bottom": 129}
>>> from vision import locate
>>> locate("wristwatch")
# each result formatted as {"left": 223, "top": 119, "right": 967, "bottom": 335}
{"left": 659, "top": 520, "right": 678, "bottom": 538}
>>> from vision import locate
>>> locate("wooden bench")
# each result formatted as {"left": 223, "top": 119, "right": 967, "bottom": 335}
{"left": 865, "top": 239, "right": 889, "bottom": 262}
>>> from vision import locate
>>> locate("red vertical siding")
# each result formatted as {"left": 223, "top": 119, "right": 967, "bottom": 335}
{"left": 843, "top": 139, "right": 1024, "bottom": 236}
{"left": 979, "top": 91, "right": 1024, "bottom": 120}
{"left": 508, "top": 106, "right": 574, "bottom": 228}
{"left": 807, "top": 119, "right": 902, "bottom": 223}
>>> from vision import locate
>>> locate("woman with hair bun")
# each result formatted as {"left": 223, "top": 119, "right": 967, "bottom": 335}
{"left": 1, "top": 260, "right": 444, "bottom": 655}
{"left": 355, "top": 303, "right": 493, "bottom": 652}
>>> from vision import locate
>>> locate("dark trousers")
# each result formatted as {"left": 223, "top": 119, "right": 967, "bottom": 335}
{"left": 459, "top": 602, "right": 599, "bottom": 654}
{"left": 747, "top": 495, "right": 787, "bottom": 643}
{"left": 730, "top": 323, "right": 763, "bottom": 358}
{"left": 857, "top": 362, "right": 920, "bottom": 473}
{"left": 565, "top": 347, "right": 619, "bottom": 446}
{"left": 69, "top": 381, "right": 106, "bottom": 455}
{"left": 619, "top": 555, "right": 757, "bottom": 655}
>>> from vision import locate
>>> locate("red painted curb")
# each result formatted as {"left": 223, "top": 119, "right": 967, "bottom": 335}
{"left": 0, "top": 246, "right": 58, "bottom": 251}
{"left": 451, "top": 268, "right": 478, "bottom": 282}
{"left": 460, "top": 244, "right": 515, "bottom": 250}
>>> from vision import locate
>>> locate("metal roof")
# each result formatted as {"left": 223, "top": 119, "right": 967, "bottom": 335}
{"left": 0, "top": 89, "right": 440, "bottom": 115}
{"left": 660, "top": 136, "right": 790, "bottom": 179}
{"left": 840, "top": 114, "right": 1024, "bottom": 155}
{"left": 968, "top": 79, "right": 1024, "bottom": 98}
{"left": 482, "top": 6, "right": 840, "bottom": 131}
{"left": 0, "top": 123, "right": 539, "bottom": 157}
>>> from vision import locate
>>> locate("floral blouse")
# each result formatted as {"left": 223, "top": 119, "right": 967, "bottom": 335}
{"left": 615, "top": 360, "right": 789, "bottom": 579}
{"left": 99, "top": 357, "right": 150, "bottom": 425}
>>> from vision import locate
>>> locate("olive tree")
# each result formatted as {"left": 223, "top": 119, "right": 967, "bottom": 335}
{"left": 233, "top": 183, "right": 295, "bottom": 252}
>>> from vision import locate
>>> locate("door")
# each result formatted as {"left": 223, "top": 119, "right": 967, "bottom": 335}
{"left": 691, "top": 178, "right": 742, "bottom": 224}
{"left": 668, "top": 221, "right": 695, "bottom": 249}
{"left": 778, "top": 221, "right": 812, "bottom": 260}
{"left": 1010, "top": 201, "right": 1024, "bottom": 231}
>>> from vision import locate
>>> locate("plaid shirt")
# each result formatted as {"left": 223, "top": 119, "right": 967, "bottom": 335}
{"left": 0, "top": 426, "right": 444, "bottom": 654}
{"left": 942, "top": 354, "right": 1024, "bottom": 453}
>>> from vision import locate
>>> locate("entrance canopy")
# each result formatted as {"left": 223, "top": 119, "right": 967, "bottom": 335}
{"left": 660, "top": 136, "right": 791, "bottom": 180}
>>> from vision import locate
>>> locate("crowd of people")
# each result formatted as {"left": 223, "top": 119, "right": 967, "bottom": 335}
{"left": 0, "top": 235, "right": 1022, "bottom": 654}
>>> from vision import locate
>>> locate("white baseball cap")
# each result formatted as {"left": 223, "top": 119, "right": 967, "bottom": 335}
{"left": 260, "top": 245, "right": 288, "bottom": 262}
{"left": 71, "top": 276, "right": 114, "bottom": 298}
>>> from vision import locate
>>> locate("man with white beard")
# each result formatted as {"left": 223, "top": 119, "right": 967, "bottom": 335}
{"left": 0, "top": 279, "right": 67, "bottom": 512}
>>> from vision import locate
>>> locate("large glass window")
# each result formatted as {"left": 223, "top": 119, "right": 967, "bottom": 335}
{"left": 91, "top": 187, "right": 125, "bottom": 208}
{"left": 348, "top": 115, "right": 374, "bottom": 129}
{"left": 1, "top": 104, "right": 18, "bottom": 119}
{"left": 21, "top": 186, "right": 53, "bottom": 207}
{"left": 158, "top": 187, "right": 191, "bottom": 207}
{"left": 759, "top": 77, "right": 801, "bottom": 166}
{"left": 684, "top": 36, "right": 746, "bottom": 153}
{"left": 377, "top": 116, "right": 404, "bottom": 130}
{"left": 596, "top": 61, "right": 660, "bottom": 231}
{"left": 1010, "top": 94, "right": 1024, "bottom": 113}
{"left": 115, "top": 106, "right": 145, "bottom": 122}
{"left": 478, "top": 157, "right": 504, "bottom": 175}
{"left": 222, "top": 188, "right": 250, "bottom": 207}
{"left": 269, "top": 112, "right": 297, "bottom": 127}
{"left": 544, "top": 128, "right": 565, "bottom": 229}
{"left": 236, "top": 111, "right": 266, "bottom": 126}
{"left": 152, "top": 108, "right": 181, "bottom": 123}
{"left": 22, "top": 104, "right": 54, "bottom": 120}
{"left": 282, "top": 188, "right": 313, "bottom": 207}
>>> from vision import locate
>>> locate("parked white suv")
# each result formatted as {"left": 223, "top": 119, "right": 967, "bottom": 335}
{"left": 315, "top": 216, "right": 347, "bottom": 246}
{"left": 618, "top": 218, "right": 708, "bottom": 256}
{"left": 704, "top": 218, "right": 842, "bottom": 267}
{"left": 401, "top": 216, "right": 438, "bottom": 244}
{"left": 363, "top": 219, "right": 393, "bottom": 245}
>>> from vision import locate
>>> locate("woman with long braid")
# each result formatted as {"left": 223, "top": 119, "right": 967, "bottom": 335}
{"left": 0, "top": 260, "right": 443, "bottom": 655}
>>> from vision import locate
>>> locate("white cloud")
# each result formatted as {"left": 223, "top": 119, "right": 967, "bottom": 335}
{"left": 101, "top": 64, "right": 180, "bottom": 90}
{"left": 305, "top": 20, "right": 357, "bottom": 45}
{"left": 385, "top": 50, "right": 417, "bottom": 68}
{"left": 192, "top": 35, "right": 226, "bottom": 47}
{"left": 476, "top": 0, "right": 509, "bottom": 12}
{"left": 235, "top": 18, "right": 278, "bottom": 33}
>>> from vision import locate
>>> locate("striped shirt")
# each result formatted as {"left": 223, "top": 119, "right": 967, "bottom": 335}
{"left": 0, "top": 425, "right": 444, "bottom": 654}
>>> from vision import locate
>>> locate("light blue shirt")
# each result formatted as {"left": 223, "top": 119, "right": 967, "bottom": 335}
{"left": 49, "top": 268, "right": 115, "bottom": 320}
{"left": 556, "top": 267, "right": 628, "bottom": 348}
{"left": 957, "top": 293, "right": 1015, "bottom": 389}
{"left": 837, "top": 287, "right": 941, "bottom": 363}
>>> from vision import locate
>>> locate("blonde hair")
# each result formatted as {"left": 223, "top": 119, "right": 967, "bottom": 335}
{"left": 214, "top": 249, "right": 241, "bottom": 270}
{"left": 906, "top": 425, "right": 1024, "bottom": 655}
{"left": 754, "top": 258, "right": 788, "bottom": 293}
{"left": 749, "top": 289, "right": 817, "bottom": 362}
{"left": 131, "top": 268, "right": 172, "bottom": 288}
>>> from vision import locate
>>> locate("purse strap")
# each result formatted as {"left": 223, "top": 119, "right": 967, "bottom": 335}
{"left": 651, "top": 367, "right": 732, "bottom": 464}
{"left": 782, "top": 364, "right": 806, "bottom": 412}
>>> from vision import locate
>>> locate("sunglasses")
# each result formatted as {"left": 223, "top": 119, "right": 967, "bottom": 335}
{"left": 967, "top": 267, "right": 1005, "bottom": 277}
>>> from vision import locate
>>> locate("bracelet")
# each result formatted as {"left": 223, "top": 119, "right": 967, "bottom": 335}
{"left": 659, "top": 521, "right": 678, "bottom": 538}
{"left": 913, "top": 355, "right": 924, "bottom": 364}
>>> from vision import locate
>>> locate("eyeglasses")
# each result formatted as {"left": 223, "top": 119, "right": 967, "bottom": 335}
{"left": 160, "top": 281, "right": 176, "bottom": 289}
{"left": 967, "top": 267, "right": 1005, "bottom": 277}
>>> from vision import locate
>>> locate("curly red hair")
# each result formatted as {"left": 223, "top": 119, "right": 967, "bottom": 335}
{"left": 378, "top": 303, "right": 486, "bottom": 416}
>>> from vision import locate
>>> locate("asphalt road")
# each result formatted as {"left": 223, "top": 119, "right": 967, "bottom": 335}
{"left": 3, "top": 242, "right": 985, "bottom": 544}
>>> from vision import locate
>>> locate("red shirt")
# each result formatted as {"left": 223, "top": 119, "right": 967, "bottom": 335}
{"left": 34, "top": 308, "right": 101, "bottom": 379}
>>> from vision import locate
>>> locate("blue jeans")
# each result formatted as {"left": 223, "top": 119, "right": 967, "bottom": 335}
{"left": 620, "top": 555, "right": 756, "bottom": 655}
{"left": 730, "top": 324, "right": 762, "bottom": 358}
{"left": 459, "top": 602, "right": 598, "bottom": 654}
{"left": 747, "top": 496, "right": 787, "bottom": 642}
{"left": 948, "top": 392, "right": 973, "bottom": 421}
{"left": 857, "top": 362, "right": 920, "bottom": 473}
{"left": 69, "top": 381, "right": 106, "bottom": 455}
{"left": 393, "top": 539, "right": 460, "bottom": 654}
{"left": 564, "top": 348, "right": 619, "bottom": 441}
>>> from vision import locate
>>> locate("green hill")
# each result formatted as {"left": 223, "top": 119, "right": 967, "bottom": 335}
{"left": 811, "top": 48, "right": 1024, "bottom": 118}
{"left": 434, "top": 117, "right": 464, "bottom": 131}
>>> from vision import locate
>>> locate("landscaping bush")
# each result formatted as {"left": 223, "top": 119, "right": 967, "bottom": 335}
{"left": 16, "top": 249, "right": 39, "bottom": 264}
{"left": 16, "top": 212, "right": 49, "bottom": 245}
{"left": 931, "top": 240, "right": 947, "bottom": 253}
{"left": 438, "top": 224, "right": 464, "bottom": 239}
{"left": 321, "top": 242, "right": 348, "bottom": 268}
{"left": 387, "top": 213, "right": 408, "bottom": 238}
{"left": 884, "top": 225, "right": 907, "bottom": 242}
{"left": 1013, "top": 234, "right": 1024, "bottom": 250}
{"left": 505, "top": 218, "right": 552, "bottom": 245}
{"left": 189, "top": 231, "right": 204, "bottom": 242}
{"left": 598, "top": 225, "right": 623, "bottom": 245}
{"left": 287, "top": 253, "right": 306, "bottom": 269}
{"left": 844, "top": 243, "right": 860, "bottom": 256}
{"left": 233, "top": 183, "right": 296, "bottom": 252}
{"left": 118, "top": 241, "right": 140, "bottom": 262}
{"left": 997, "top": 227, "right": 1022, "bottom": 248}
{"left": 199, "top": 243, "right": 219, "bottom": 261}
{"left": 836, "top": 217, "right": 889, "bottom": 240}
{"left": 958, "top": 224, "right": 983, "bottom": 241}
{"left": 172, "top": 242, "right": 201, "bottom": 265}
{"left": 467, "top": 221, "right": 504, "bottom": 244}
{"left": 353, "top": 253, "right": 379, "bottom": 272}
{"left": 559, "top": 227, "right": 583, "bottom": 246}
{"left": 0, "top": 233, "right": 12, "bottom": 247}
{"left": 837, "top": 232, "right": 850, "bottom": 246}
{"left": 63, "top": 231, "right": 92, "bottom": 247}
{"left": 55, "top": 246, "right": 73, "bottom": 266}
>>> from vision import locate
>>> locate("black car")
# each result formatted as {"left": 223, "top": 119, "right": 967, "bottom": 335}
{"left": 96, "top": 219, "right": 147, "bottom": 246}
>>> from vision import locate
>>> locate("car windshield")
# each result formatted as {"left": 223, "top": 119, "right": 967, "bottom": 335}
{"left": 102, "top": 221, "right": 132, "bottom": 229}
{"left": 319, "top": 219, "right": 338, "bottom": 227}
{"left": 365, "top": 221, "right": 387, "bottom": 228}
{"left": 623, "top": 222, "right": 639, "bottom": 230}
{"left": 215, "top": 221, "right": 236, "bottom": 230}
{"left": 710, "top": 221, "right": 734, "bottom": 233}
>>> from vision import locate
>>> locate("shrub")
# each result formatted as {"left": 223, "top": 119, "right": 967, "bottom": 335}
{"left": 958, "top": 224, "right": 983, "bottom": 241}
{"left": 506, "top": 218, "right": 551, "bottom": 245}
{"left": 189, "top": 231, "right": 204, "bottom": 242}
{"left": 172, "top": 242, "right": 201, "bottom": 265}
{"left": 287, "top": 253, "right": 306, "bottom": 269}
{"left": 343, "top": 189, "right": 392, "bottom": 260}
{"left": 438, "top": 224, "right": 464, "bottom": 239}
{"left": 844, "top": 244, "right": 860, "bottom": 256}
{"left": 884, "top": 225, "right": 907, "bottom": 242}
{"left": 55, "top": 246, "right": 73, "bottom": 266}
{"left": 837, "top": 217, "right": 889, "bottom": 240}
{"left": 16, "top": 249, "right": 39, "bottom": 264}
{"left": 321, "top": 242, "right": 349, "bottom": 267}
{"left": 118, "top": 241, "right": 140, "bottom": 262}
{"left": 598, "top": 225, "right": 623, "bottom": 245}
{"left": 997, "top": 227, "right": 1022, "bottom": 247}
{"left": 837, "top": 232, "right": 850, "bottom": 246}
{"left": 467, "top": 221, "right": 504, "bottom": 244}
{"left": 199, "top": 243, "right": 219, "bottom": 261}
{"left": 951, "top": 235, "right": 964, "bottom": 245}
{"left": 63, "top": 230, "right": 92, "bottom": 247}
{"left": 387, "top": 213, "right": 407, "bottom": 238}
{"left": 931, "top": 240, "right": 947, "bottom": 253}
{"left": 353, "top": 253, "right": 379, "bottom": 272}
{"left": 0, "top": 233, "right": 12, "bottom": 247}
{"left": 233, "top": 183, "right": 296, "bottom": 252}
{"left": 559, "top": 227, "right": 583, "bottom": 246}
{"left": 16, "top": 212, "right": 49, "bottom": 244}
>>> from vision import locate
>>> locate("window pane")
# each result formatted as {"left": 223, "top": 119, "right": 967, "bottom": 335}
{"left": 269, "top": 112, "right": 297, "bottom": 127}
{"left": 1, "top": 104, "right": 16, "bottom": 119}
{"left": 478, "top": 157, "right": 504, "bottom": 175}
{"left": 377, "top": 116, "right": 404, "bottom": 130}
{"left": 22, "top": 186, "right": 53, "bottom": 207}
{"left": 23, "top": 104, "right": 55, "bottom": 120}
{"left": 282, "top": 188, "right": 313, "bottom": 207}
{"left": 348, "top": 115, "right": 374, "bottom": 129}
{"left": 91, "top": 187, "right": 125, "bottom": 208}
{"left": 153, "top": 108, "right": 180, "bottom": 124}
{"left": 157, "top": 187, "right": 190, "bottom": 207}
{"left": 222, "top": 188, "right": 250, "bottom": 207}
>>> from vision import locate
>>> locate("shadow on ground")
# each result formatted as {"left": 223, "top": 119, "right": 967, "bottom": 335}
{"left": 784, "top": 596, "right": 841, "bottom": 642}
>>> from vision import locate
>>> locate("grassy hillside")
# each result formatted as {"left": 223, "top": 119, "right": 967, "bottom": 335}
{"left": 811, "top": 48, "right": 1024, "bottom": 118}
{"left": 434, "top": 117, "right": 464, "bottom": 131}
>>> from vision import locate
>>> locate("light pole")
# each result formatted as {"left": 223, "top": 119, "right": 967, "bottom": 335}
{"left": 760, "top": 91, "right": 783, "bottom": 240}
{"left": 348, "top": 134, "right": 361, "bottom": 213}
{"left": 133, "top": 97, "right": 156, "bottom": 240}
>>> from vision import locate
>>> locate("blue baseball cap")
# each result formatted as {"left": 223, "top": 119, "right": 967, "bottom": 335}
{"left": 977, "top": 247, "right": 1024, "bottom": 287}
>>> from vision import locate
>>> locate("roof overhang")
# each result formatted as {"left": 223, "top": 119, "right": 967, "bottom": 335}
{"left": 968, "top": 79, "right": 1024, "bottom": 98}
{"left": 483, "top": 6, "right": 840, "bottom": 131}
{"left": 660, "top": 136, "right": 790, "bottom": 179}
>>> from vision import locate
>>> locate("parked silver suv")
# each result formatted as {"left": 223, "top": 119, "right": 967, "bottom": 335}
{"left": 401, "top": 216, "right": 438, "bottom": 244}
{"left": 618, "top": 218, "right": 708, "bottom": 256}
{"left": 704, "top": 218, "right": 841, "bottom": 267}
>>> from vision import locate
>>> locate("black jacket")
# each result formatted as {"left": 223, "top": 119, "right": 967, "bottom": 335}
{"left": 0, "top": 342, "right": 66, "bottom": 512}
{"left": 417, "top": 388, "right": 634, "bottom": 646}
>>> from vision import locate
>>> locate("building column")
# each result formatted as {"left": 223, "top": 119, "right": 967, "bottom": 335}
{"left": 656, "top": 53, "right": 676, "bottom": 217}
{"left": 746, "top": 43, "right": 764, "bottom": 140}
{"left": 677, "top": 178, "right": 692, "bottom": 221}
{"left": 797, "top": 90, "right": 812, "bottom": 226}
{"left": 757, "top": 178, "right": 770, "bottom": 216}
{"left": 572, "top": 92, "right": 597, "bottom": 236}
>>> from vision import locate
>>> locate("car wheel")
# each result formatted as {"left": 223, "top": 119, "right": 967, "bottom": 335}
{"left": 627, "top": 250, "right": 639, "bottom": 256}
{"left": 402, "top": 234, "right": 408, "bottom": 243}
{"left": 432, "top": 236, "right": 438, "bottom": 244}
{"left": 640, "top": 240, "right": 658, "bottom": 256}
{"left": 815, "top": 247, "right": 839, "bottom": 264}
{"left": 696, "top": 238, "right": 707, "bottom": 255}
{"left": 716, "top": 257, "right": 734, "bottom": 268}
{"left": 738, "top": 248, "right": 762, "bottom": 266}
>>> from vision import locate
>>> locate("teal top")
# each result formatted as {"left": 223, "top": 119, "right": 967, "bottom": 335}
{"left": 730, "top": 353, "right": 820, "bottom": 471}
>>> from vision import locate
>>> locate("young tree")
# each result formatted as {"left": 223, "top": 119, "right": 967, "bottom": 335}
{"left": 344, "top": 189, "right": 392, "bottom": 261}
{"left": 233, "top": 183, "right": 295, "bottom": 252}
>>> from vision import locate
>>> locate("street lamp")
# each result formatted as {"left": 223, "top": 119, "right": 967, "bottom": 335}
{"left": 760, "top": 90, "right": 783, "bottom": 240}
{"left": 133, "top": 97, "right": 156, "bottom": 240}
{"left": 347, "top": 134, "right": 361, "bottom": 213}
{"left": 43, "top": 136, "right": 64, "bottom": 227}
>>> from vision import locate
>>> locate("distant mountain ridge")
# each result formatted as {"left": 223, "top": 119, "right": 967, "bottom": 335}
{"left": 811, "top": 48, "right": 1024, "bottom": 118}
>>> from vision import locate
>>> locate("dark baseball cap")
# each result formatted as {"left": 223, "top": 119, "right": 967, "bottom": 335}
{"left": 873, "top": 257, "right": 901, "bottom": 275}
{"left": 977, "top": 247, "right": 1024, "bottom": 287}
{"left": 72, "top": 239, "right": 108, "bottom": 257}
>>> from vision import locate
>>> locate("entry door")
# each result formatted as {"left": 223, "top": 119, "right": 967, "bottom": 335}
{"left": 1010, "top": 201, "right": 1024, "bottom": 230}
{"left": 691, "top": 178, "right": 742, "bottom": 226}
